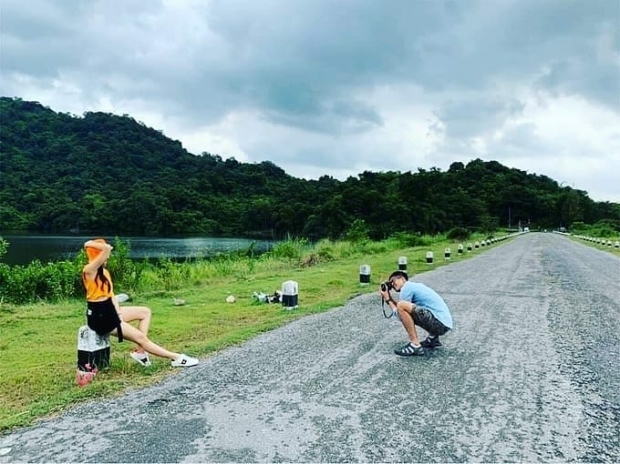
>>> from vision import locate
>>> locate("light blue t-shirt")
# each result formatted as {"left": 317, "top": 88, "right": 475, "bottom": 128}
{"left": 398, "top": 281, "right": 453, "bottom": 329}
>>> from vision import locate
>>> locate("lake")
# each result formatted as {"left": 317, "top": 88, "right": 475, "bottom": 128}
{"left": 0, "top": 233, "right": 276, "bottom": 266}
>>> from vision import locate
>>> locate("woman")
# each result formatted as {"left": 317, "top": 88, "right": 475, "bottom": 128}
{"left": 82, "top": 238, "right": 199, "bottom": 367}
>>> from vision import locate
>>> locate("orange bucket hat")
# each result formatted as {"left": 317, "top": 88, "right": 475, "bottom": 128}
{"left": 85, "top": 238, "right": 108, "bottom": 262}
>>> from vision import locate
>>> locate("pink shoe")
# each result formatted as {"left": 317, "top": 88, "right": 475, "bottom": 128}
{"left": 76, "top": 369, "right": 96, "bottom": 387}
{"left": 76, "top": 363, "right": 98, "bottom": 387}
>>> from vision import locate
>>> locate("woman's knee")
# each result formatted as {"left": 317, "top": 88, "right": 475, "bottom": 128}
{"left": 139, "top": 306, "right": 152, "bottom": 318}
{"left": 120, "top": 305, "right": 151, "bottom": 321}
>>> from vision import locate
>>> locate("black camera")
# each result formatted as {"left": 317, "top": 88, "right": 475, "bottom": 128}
{"left": 380, "top": 281, "right": 393, "bottom": 292}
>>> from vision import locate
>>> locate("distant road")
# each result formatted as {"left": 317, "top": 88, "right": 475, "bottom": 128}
{"left": 1, "top": 233, "right": 619, "bottom": 463}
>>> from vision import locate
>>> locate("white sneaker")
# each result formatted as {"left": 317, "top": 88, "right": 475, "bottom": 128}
{"left": 130, "top": 351, "right": 152, "bottom": 367}
{"left": 115, "top": 293, "right": 130, "bottom": 303}
{"left": 171, "top": 353, "right": 199, "bottom": 367}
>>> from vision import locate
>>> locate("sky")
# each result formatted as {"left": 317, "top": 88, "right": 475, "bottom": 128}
{"left": 1, "top": 0, "right": 619, "bottom": 202}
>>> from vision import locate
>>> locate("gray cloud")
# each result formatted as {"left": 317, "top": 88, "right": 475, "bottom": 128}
{"left": 1, "top": 0, "right": 618, "bottom": 201}
{"left": 3, "top": 0, "right": 617, "bottom": 125}
{"left": 435, "top": 98, "right": 526, "bottom": 139}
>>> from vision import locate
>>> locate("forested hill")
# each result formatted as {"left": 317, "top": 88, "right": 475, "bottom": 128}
{"left": 1, "top": 97, "right": 618, "bottom": 239}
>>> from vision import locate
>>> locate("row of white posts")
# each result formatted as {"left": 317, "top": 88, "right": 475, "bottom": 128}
{"left": 361, "top": 231, "right": 525, "bottom": 276}
{"left": 573, "top": 235, "right": 620, "bottom": 248}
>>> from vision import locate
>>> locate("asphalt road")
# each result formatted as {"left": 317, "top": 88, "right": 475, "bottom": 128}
{"left": 1, "top": 233, "right": 619, "bottom": 463}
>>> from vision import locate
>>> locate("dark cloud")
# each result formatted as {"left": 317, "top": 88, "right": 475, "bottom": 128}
{"left": 1, "top": 0, "right": 618, "bottom": 200}
{"left": 3, "top": 0, "right": 617, "bottom": 128}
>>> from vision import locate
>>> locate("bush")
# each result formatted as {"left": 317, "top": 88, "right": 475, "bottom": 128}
{"left": 0, "top": 263, "right": 11, "bottom": 301}
{"left": 0, "top": 258, "right": 82, "bottom": 304}
{"left": 447, "top": 227, "right": 470, "bottom": 241}
{"left": 592, "top": 227, "right": 616, "bottom": 238}
{"left": 571, "top": 222, "right": 587, "bottom": 231}
{"left": 390, "top": 232, "right": 430, "bottom": 248}
{"left": 105, "top": 238, "right": 132, "bottom": 286}
{"left": 0, "top": 237, "right": 8, "bottom": 262}
{"left": 156, "top": 257, "right": 191, "bottom": 291}
{"left": 313, "top": 239, "right": 336, "bottom": 261}
{"left": 342, "top": 219, "right": 370, "bottom": 243}
{"left": 269, "top": 237, "right": 309, "bottom": 261}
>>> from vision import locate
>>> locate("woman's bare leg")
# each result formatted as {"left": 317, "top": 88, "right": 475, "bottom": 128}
{"left": 119, "top": 306, "right": 151, "bottom": 333}
{"left": 119, "top": 306, "right": 152, "bottom": 354}
{"left": 113, "top": 322, "right": 180, "bottom": 361}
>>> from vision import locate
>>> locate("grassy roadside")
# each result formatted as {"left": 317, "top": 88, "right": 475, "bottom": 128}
{"left": 0, "top": 234, "right": 508, "bottom": 432}
{"left": 567, "top": 234, "right": 620, "bottom": 257}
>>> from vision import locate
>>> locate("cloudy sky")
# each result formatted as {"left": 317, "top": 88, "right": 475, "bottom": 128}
{"left": 2, "top": 0, "right": 619, "bottom": 202}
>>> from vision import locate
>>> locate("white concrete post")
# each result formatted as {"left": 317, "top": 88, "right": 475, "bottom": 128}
{"left": 281, "top": 280, "right": 299, "bottom": 309}
{"left": 359, "top": 264, "right": 371, "bottom": 285}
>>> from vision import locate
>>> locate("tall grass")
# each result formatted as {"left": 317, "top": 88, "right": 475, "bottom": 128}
{"left": 0, "top": 235, "right": 394, "bottom": 303}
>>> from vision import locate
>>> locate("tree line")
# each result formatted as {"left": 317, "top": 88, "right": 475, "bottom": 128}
{"left": 1, "top": 97, "right": 618, "bottom": 240}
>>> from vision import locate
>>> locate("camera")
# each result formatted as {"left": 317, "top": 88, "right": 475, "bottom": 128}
{"left": 380, "top": 281, "right": 393, "bottom": 292}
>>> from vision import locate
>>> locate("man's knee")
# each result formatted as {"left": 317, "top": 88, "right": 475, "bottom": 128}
{"left": 396, "top": 305, "right": 414, "bottom": 323}
{"left": 396, "top": 301, "right": 413, "bottom": 315}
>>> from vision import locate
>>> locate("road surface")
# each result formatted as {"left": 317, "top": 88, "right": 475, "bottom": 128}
{"left": 1, "top": 233, "right": 619, "bottom": 462}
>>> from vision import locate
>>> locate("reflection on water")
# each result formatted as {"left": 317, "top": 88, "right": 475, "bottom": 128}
{"left": 0, "top": 233, "right": 275, "bottom": 266}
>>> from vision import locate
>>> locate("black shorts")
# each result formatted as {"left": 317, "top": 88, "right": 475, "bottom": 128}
{"left": 412, "top": 306, "right": 450, "bottom": 336}
{"left": 86, "top": 298, "right": 123, "bottom": 342}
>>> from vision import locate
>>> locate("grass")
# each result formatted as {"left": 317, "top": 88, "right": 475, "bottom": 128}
{"left": 568, "top": 233, "right": 620, "bottom": 257}
{"left": 0, "top": 233, "right": 511, "bottom": 432}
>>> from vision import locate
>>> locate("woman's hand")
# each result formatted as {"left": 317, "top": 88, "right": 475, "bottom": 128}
{"left": 84, "top": 240, "right": 113, "bottom": 251}
{"left": 83, "top": 239, "right": 113, "bottom": 273}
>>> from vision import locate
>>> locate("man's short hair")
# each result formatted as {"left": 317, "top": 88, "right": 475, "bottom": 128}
{"left": 389, "top": 270, "right": 409, "bottom": 281}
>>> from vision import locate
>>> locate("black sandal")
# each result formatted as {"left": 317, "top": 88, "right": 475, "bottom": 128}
{"left": 394, "top": 343, "right": 426, "bottom": 356}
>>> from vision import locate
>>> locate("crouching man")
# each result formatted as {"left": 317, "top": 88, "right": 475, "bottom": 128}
{"left": 379, "top": 270, "right": 453, "bottom": 356}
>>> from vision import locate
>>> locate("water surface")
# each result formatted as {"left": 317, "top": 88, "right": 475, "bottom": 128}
{"left": 0, "top": 233, "right": 274, "bottom": 265}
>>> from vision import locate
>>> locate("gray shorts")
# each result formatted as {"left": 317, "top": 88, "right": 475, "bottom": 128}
{"left": 412, "top": 306, "right": 450, "bottom": 336}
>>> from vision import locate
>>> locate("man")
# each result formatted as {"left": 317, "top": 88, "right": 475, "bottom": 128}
{"left": 379, "top": 270, "right": 453, "bottom": 356}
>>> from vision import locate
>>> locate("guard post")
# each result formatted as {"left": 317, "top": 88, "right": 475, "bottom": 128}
{"left": 281, "top": 280, "right": 299, "bottom": 309}
{"left": 77, "top": 325, "right": 110, "bottom": 372}
{"left": 359, "top": 264, "right": 371, "bottom": 286}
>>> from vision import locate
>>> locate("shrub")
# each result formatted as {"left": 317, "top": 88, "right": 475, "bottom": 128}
{"left": 105, "top": 238, "right": 132, "bottom": 285}
{"left": 592, "top": 227, "right": 616, "bottom": 238}
{"left": 0, "top": 259, "right": 82, "bottom": 304}
{"left": 390, "top": 232, "right": 430, "bottom": 248}
{"left": 156, "top": 256, "right": 191, "bottom": 291}
{"left": 300, "top": 252, "right": 322, "bottom": 267}
{"left": 269, "top": 237, "right": 309, "bottom": 261}
{"left": 0, "top": 237, "right": 8, "bottom": 262}
{"left": 447, "top": 227, "right": 470, "bottom": 241}
{"left": 342, "top": 219, "right": 370, "bottom": 243}
{"left": 313, "top": 239, "right": 336, "bottom": 261}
